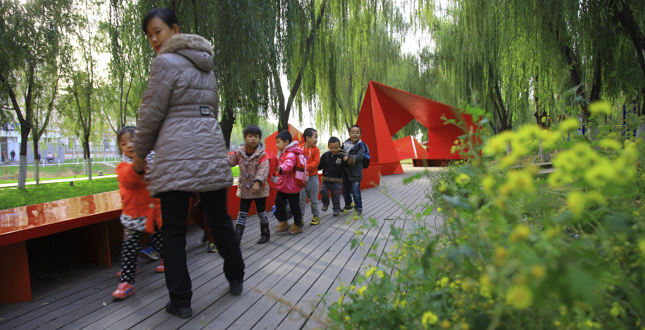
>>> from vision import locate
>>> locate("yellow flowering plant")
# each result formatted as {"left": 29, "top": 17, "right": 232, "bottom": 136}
{"left": 327, "top": 105, "right": 645, "bottom": 329}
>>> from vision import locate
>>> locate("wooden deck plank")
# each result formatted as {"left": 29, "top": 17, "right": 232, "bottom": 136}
{"left": 0, "top": 166, "right": 436, "bottom": 330}
{"left": 127, "top": 212, "right": 345, "bottom": 330}
{"left": 235, "top": 179, "right": 406, "bottom": 330}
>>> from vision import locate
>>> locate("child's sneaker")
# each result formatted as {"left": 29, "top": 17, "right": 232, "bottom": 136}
{"left": 321, "top": 204, "right": 328, "bottom": 211}
{"left": 155, "top": 259, "right": 165, "bottom": 273}
{"left": 276, "top": 221, "right": 290, "bottom": 232}
{"left": 289, "top": 224, "right": 303, "bottom": 235}
{"left": 140, "top": 247, "right": 159, "bottom": 260}
{"left": 356, "top": 209, "right": 363, "bottom": 216}
{"left": 310, "top": 217, "right": 320, "bottom": 225}
{"left": 206, "top": 242, "right": 217, "bottom": 253}
{"left": 333, "top": 211, "right": 340, "bottom": 216}
{"left": 344, "top": 205, "right": 354, "bottom": 211}
{"left": 116, "top": 267, "right": 140, "bottom": 277}
{"left": 111, "top": 282, "right": 135, "bottom": 300}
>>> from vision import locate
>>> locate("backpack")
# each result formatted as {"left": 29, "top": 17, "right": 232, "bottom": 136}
{"left": 361, "top": 142, "right": 371, "bottom": 169}
{"left": 259, "top": 149, "right": 279, "bottom": 189}
{"left": 287, "top": 151, "right": 308, "bottom": 187}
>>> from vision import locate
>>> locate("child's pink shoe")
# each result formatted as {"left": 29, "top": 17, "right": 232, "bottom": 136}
{"left": 111, "top": 282, "right": 135, "bottom": 300}
{"left": 155, "top": 259, "right": 165, "bottom": 273}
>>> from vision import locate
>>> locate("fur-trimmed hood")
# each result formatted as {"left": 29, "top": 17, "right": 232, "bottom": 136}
{"left": 158, "top": 34, "right": 214, "bottom": 72}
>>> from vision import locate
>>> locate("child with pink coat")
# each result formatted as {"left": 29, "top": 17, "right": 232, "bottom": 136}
{"left": 273, "top": 130, "right": 305, "bottom": 235}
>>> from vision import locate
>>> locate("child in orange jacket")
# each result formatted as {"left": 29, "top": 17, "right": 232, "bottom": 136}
{"left": 298, "top": 128, "right": 321, "bottom": 225}
{"left": 112, "top": 126, "right": 164, "bottom": 300}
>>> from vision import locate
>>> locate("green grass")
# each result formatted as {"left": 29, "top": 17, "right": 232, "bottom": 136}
{"left": 0, "top": 178, "right": 120, "bottom": 210}
{"left": 1, "top": 166, "right": 241, "bottom": 210}
{"left": 0, "top": 164, "right": 116, "bottom": 184}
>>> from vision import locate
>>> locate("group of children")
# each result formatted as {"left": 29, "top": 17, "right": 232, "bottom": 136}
{"left": 111, "top": 124, "right": 368, "bottom": 300}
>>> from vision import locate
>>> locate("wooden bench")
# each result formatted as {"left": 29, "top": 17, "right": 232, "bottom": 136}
{"left": 0, "top": 169, "right": 382, "bottom": 304}
{"left": 0, "top": 192, "right": 122, "bottom": 304}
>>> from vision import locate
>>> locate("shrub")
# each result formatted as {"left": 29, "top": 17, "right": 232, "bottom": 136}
{"left": 327, "top": 102, "right": 645, "bottom": 330}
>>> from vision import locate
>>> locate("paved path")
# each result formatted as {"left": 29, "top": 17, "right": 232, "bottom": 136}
{"left": 0, "top": 165, "right": 441, "bottom": 330}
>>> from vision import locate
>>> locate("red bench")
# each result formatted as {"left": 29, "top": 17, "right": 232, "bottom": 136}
{"left": 0, "top": 192, "right": 121, "bottom": 304}
{"left": 0, "top": 169, "right": 381, "bottom": 304}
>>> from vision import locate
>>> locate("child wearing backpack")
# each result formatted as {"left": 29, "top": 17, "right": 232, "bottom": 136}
{"left": 318, "top": 137, "right": 347, "bottom": 216}
{"left": 342, "top": 125, "right": 368, "bottom": 216}
{"left": 298, "top": 128, "right": 321, "bottom": 225}
{"left": 274, "top": 130, "right": 305, "bottom": 235}
{"left": 228, "top": 125, "right": 273, "bottom": 244}
{"left": 112, "top": 126, "right": 164, "bottom": 300}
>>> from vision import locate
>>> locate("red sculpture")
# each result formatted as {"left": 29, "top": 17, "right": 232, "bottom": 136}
{"left": 355, "top": 81, "right": 478, "bottom": 175}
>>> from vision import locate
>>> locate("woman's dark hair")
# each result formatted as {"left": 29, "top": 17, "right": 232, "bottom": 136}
{"left": 303, "top": 128, "right": 317, "bottom": 141}
{"left": 142, "top": 8, "right": 179, "bottom": 34}
{"left": 328, "top": 137, "right": 340, "bottom": 145}
{"left": 243, "top": 125, "right": 262, "bottom": 138}
{"left": 117, "top": 126, "right": 136, "bottom": 142}
{"left": 276, "top": 130, "right": 293, "bottom": 143}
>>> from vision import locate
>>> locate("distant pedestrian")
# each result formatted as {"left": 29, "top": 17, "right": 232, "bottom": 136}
{"left": 10, "top": 149, "right": 15, "bottom": 162}
{"left": 1, "top": 150, "right": 6, "bottom": 164}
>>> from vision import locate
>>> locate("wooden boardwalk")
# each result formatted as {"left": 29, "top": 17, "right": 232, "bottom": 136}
{"left": 0, "top": 165, "right": 440, "bottom": 330}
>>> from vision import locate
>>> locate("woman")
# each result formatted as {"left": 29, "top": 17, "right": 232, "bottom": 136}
{"left": 133, "top": 8, "right": 244, "bottom": 319}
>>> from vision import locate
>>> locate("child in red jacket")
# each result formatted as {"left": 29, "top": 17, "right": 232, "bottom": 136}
{"left": 298, "top": 128, "right": 321, "bottom": 225}
{"left": 112, "top": 126, "right": 164, "bottom": 300}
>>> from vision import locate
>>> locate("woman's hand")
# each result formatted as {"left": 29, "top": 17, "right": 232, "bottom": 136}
{"left": 133, "top": 156, "right": 146, "bottom": 175}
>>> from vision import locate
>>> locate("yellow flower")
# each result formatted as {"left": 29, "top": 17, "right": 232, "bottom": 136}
{"left": 505, "top": 285, "right": 533, "bottom": 309}
{"left": 421, "top": 311, "right": 439, "bottom": 328}
{"left": 460, "top": 322, "right": 470, "bottom": 330}
{"left": 356, "top": 286, "right": 367, "bottom": 295}
{"left": 494, "top": 246, "right": 507, "bottom": 266}
{"left": 482, "top": 175, "right": 495, "bottom": 195}
{"left": 507, "top": 170, "right": 536, "bottom": 195}
{"left": 437, "top": 207, "right": 443, "bottom": 213}
{"left": 558, "top": 118, "right": 580, "bottom": 132}
{"left": 441, "top": 320, "right": 451, "bottom": 329}
{"left": 455, "top": 173, "right": 470, "bottom": 185}
{"left": 440, "top": 276, "right": 449, "bottom": 288}
{"left": 530, "top": 265, "right": 546, "bottom": 280}
{"left": 554, "top": 320, "right": 561, "bottom": 326}
{"left": 439, "top": 181, "right": 447, "bottom": 192}
{"left": 365, "top": 267, "right": 377, "bottom": 278}
{"left": 510, "top": 224, "right": 531, "bottom": 242}
{"left": 377, "top": 270, "right": 385, "bottom": 278}
{"left": 541, "top": 117, "right": 547, "bottom": 123}
{"left": 567, "top": 191, "right": 586, "bottom": 219}
{"left": 588, "top": 100, "right": 612, "bottom": 116}
{"left": 599, "top": 139, "right": 622, "bottom": 151}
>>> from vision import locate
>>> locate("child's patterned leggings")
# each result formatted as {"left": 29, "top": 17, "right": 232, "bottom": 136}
{"left": 120, "top": 228, "right": 163, "bottom": 284}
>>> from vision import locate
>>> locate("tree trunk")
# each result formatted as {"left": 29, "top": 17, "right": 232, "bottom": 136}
{"left": 277, "top": 0, "right": 326, "bottom": 131}
{"left": 609, "top": 0, "right": 645, "bottom": 82}
{"left": 18, "top": 125, "right": 30, "bottom": 189}
{"left": 220, "top": 104, "right": 235, "bottom": 149}
{"left": 506, "top": 141, "right": 512, "bottom": 155}
{"left": 33, "top": 141, "right": 40, "bottom": 185}
{"left": 83, "top": 138, "right": 92, "bottom": 180}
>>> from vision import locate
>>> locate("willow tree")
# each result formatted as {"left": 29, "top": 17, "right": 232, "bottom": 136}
{"left": 416, "top": 0, "right": 644, "bottom": 139}
{"left": 0, "top": 0, "right": 71, "bottom": 188}
{"left": 294, "top": 0, "right": 411, "bottom": 135}
{"left": 61, "top": 0, "right": 105, "bottom": 179}
{"left": 104, "top": 0, "right": 152, "bottom": 135}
